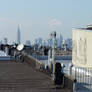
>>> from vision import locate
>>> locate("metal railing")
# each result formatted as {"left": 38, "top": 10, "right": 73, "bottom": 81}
{"left": 66, "top": 65, "right": 92, "bottom": 92}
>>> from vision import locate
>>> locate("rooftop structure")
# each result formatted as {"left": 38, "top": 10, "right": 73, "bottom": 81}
{"left": 72, "top": 25, "right": 92, "bottom": 68}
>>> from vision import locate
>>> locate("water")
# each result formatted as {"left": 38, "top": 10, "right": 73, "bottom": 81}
{"left": 33, "top": 55, "right": 72, "bottom": 60}
{"left": 32, "top": 55, "right": 72, "bottom": 74}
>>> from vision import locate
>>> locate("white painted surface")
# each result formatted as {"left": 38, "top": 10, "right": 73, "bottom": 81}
{"left": 72, "top": 29, "right": 92, "bottom": 68}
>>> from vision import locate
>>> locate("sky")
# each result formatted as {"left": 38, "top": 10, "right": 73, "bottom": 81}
{"left": 0, "top": 0, "right": 92, "bottom": 44}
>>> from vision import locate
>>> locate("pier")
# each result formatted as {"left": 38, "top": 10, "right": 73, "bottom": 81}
{"left": 0, "top": 57, "right": 73, "bottom": 92}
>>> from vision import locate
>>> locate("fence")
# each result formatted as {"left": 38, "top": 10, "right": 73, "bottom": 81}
{"left": 66, "top": 65, "right": 92, "bottom": 92}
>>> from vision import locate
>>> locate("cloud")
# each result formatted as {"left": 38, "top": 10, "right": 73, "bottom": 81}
{"left": 48, "top": 18, "right": 62, "bottom": 28}
{"left": 0, "top": 17, "right": 18, "bottom": 26}
{"left": 0, "top": 17, "right": 14, "bottom": 22}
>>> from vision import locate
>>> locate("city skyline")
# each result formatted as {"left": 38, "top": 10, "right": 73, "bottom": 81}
{"left": 0, "top": 0, "right": 92, "bottom": 44}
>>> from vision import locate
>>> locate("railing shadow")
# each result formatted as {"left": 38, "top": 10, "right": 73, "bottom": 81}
{"left": 76, "top": 82, "right": 92, "bottom": 92}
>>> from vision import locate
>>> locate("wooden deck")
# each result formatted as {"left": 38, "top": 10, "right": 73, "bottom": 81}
{"left": 0, "top": 61, "right": 71, "bottom": 92}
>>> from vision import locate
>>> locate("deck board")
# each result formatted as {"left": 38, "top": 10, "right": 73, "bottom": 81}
{"left": 0, "top": 61, "right": 71, "bottom": 92}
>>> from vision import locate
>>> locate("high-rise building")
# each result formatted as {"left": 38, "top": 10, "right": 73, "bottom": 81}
{"left": 25, "top": 40, "right": 31, "bottom": 46}
{"left": 65, "top": 38, "right": 72, "bottom": 50}
{"left": 17, "top": 25, "right": 21, "bottom": 44}
{"left": 47, "top": 38, "right": 53, "bottom": 47}
{"left": 59, "top": 34, "right": 63, "bottom": 48}
{"left": 34, "top": 38, "right": 42, "bottom": 47}
{"left": 0, "top": 40, "right": 2, "bottom": 45}
{"left": 3, "top": 38, "right": 8, "bottom": 44}
{"left": 57, "top": 34, "right": 63, "bottom": 48}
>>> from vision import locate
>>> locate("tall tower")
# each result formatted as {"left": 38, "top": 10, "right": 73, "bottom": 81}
{"left": 17, "top": 24, "right": 21, "bottom": 44}
{"left": 3, "top": 38, "right": 8, "bottom": 44}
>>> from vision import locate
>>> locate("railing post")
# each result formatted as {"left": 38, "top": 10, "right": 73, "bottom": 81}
{"left": 69, "top": 63, "right": 73, "bottom": 77}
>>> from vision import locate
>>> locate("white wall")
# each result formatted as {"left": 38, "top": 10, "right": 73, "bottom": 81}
{"left": 72, "top": 29, "right": 92, "bottom": 68}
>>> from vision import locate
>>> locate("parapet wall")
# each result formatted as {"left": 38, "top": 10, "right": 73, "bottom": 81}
{"left": 23, "top": 54, "right": 51, "bottom": 76}
{"left": 64, "top": 74, "right": 75, "bottom": 92}
{"left": 22, "top": 54, "right": 75, "bottom": 92}
{"left": 23, "top": 55, "right": 36, "bottom": 69}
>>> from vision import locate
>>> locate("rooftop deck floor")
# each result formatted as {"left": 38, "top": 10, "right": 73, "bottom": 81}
{"left": 0, "top": 61, "right": 71, "bottom": 92}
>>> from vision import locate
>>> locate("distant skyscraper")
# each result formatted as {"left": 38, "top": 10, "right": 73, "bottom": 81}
{"left": 59, "top": 34, "right": 63, "bottom": 48}
{"left": 17, "top": 25, "right": 21, "bottom": 44}
{"left": 56, "top": 34, "right": 63, "bottom": 48}
{"left": 47, "top": 38, "right": 53, "bottom": 47}
{"left": 34, "top": 38, "right": 42, "bottom": 47}
{"left": 3, "top": 38, "right": 8, "bottom": 44}
{"left": 0, "top": 40, "right": 2, "bottom": 45}
{"left": 65, "top": 38, "right": 72, "bottom": 50}
{"left": 26, "top": 40, "right": 31, "bottom": 46}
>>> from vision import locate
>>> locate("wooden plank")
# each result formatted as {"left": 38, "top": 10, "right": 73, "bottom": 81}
{"left": 0, "top": 61, "right": 71, "bottom": 92}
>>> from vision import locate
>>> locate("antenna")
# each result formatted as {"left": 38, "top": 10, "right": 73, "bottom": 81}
{"left": 17, "top": 44, "right": 24, "bottom": 51}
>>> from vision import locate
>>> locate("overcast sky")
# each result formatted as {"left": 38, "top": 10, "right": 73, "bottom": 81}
{"left": 0, "top": 0, "right": 92, "bottom": 44}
